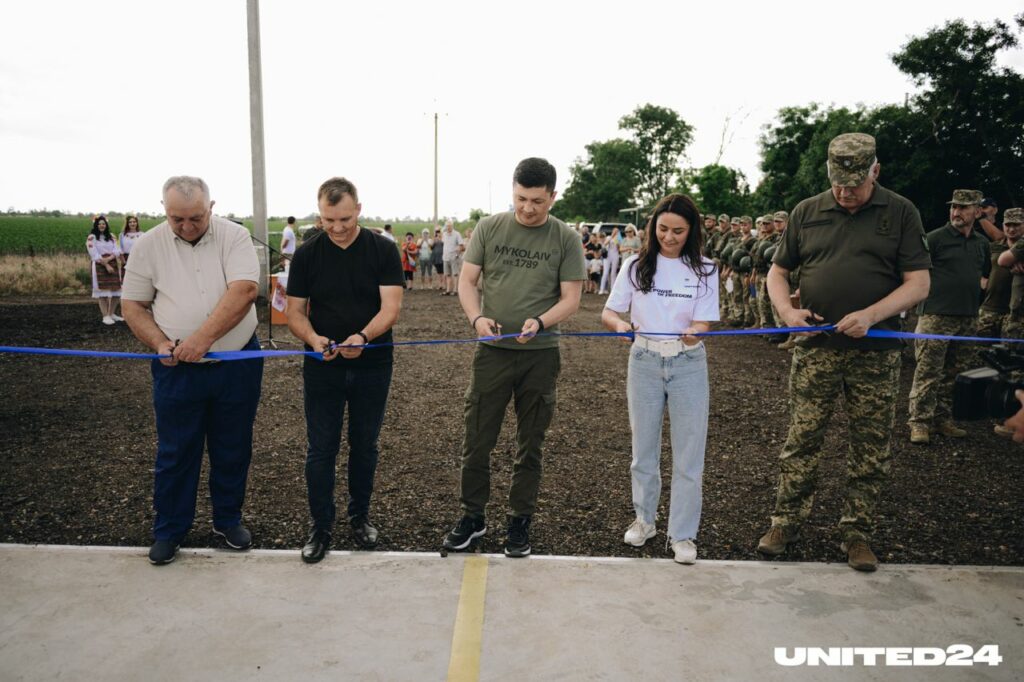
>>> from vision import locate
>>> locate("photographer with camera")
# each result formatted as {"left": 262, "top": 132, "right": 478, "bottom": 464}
{"left": 907, "top": 190, "right": 991, "bottom": 444}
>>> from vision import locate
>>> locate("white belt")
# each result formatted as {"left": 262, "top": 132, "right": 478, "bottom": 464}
{"left": 633, "top": 335, "right": 702, "bottom": 358}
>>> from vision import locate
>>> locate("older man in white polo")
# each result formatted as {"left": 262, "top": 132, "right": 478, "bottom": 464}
{"left": 122, "top": 176, "right": 264, "bottom": 565}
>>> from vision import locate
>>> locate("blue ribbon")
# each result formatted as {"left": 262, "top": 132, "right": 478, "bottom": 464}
{"left": 1, "top": 324, "right": 1021, "bottom": 363}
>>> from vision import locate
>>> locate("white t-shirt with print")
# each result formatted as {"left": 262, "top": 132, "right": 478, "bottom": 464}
{"left": 605, "top": 254, "right": 719, "bottom": 338}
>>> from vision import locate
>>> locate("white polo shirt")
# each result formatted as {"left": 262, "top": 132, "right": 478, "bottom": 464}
{"left": 122, "top": 216, "right": 260, "bottom": 352}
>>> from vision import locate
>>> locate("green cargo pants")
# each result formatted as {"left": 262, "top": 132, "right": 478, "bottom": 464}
{"left": 460, "top": 344, "right": 560, "bottom": 519}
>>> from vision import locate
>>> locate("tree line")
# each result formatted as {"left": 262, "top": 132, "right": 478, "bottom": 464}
{"left": 553, "top": 15, "right": 1024, "bottom": 230}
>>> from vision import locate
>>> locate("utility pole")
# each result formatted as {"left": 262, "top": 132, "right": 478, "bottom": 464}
{"left": 246, "top": 0, "right": 269, "bottom": 297}
{"left": 433, "top": 112, "right": 439, "bottom": 226}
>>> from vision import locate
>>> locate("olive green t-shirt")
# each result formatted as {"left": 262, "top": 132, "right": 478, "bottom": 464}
{"left": 982, "top": 241, "right": 1011, "bottom": 313}
{"left": 918, "top": 223, "right": 990, "bottom": 316}
{"left": 465, "top": 211, "right": 586, "bottom": 350}
{"left": 772, "top": 184, "right": 931, "bottom": 350}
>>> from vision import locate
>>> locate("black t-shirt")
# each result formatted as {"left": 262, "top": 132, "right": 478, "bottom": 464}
{"left": 287, "top": 227, "right": 404, "bottom": 366}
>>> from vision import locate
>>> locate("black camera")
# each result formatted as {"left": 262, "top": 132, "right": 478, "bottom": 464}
{"left": 952, "top": 344, "right": 1024, "bottom": 420}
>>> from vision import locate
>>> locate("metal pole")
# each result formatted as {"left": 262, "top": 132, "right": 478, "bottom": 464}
{"left": 247, "top": 0, "right": 269, "bottom": 298}
{"left": 433, "top": 112, "right": 439, "bottom": 225}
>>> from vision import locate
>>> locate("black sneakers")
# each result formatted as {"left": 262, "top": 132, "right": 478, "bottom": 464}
{"left": 443, "top": 515, "right": 487, "bottom": 551}
{"left": 148, "top": 539, "right": 179, "bottom": 565}
{"left": 350, "top": 516, "right": 379, "bottom": 549}
{"left": 504, "top": 515, "right": 532, "bottom": 558}
{"left": 213, "top": 524, "right": 252, "bottom": 550}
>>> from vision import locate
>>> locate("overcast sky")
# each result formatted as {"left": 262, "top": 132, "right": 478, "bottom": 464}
{"left": 2, "top": 1, "right": 1022, "bottom": 221}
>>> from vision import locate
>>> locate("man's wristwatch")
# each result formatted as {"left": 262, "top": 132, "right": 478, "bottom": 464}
{"left": 356, "top": 331, "right": 369, "bottom": 345}
{"left": 531, "top": 316, "right": 545, "bottom": 332}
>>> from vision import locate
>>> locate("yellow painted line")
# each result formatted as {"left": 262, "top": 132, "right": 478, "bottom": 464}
{"left": 446, "top": 555, "right": 489, "bottom": 682}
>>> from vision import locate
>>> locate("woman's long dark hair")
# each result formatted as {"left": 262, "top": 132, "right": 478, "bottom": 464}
{"left": 90, "top": 215, "right": 113, "bottom": 241}
{"left": 628, "top": 194, "right": 716, "bottom": 293}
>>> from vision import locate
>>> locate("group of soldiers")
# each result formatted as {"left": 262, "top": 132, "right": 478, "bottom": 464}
{"left": 703, "top": 211, "right": 795, "bottom": 347}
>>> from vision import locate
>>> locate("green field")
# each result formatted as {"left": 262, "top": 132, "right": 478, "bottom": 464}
{"left": 0, "top": 215, "right": 472, "bottom": 256}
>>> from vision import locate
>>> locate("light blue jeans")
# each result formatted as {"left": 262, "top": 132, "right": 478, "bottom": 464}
{"left": 626, "top": 342, "right": 709, "bottom": 542}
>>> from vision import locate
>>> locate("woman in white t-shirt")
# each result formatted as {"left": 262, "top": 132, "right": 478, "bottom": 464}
{"left": 601, "top": 194, "right": 719, "bottom": 565}
{"left": 118, "top": 215, "right": 142, "bottom": 265}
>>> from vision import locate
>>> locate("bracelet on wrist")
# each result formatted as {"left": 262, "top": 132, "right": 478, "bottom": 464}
{"left": 471, "top": 314, "right": 485, "bottom": 329}
{"left": 532, "top": 316, "right": 545, "bottom": 332}
{"left": 356, "top": 331, "right": 369, "bottom": 345}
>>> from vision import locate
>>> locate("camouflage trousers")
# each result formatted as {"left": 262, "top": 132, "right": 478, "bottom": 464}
{"left": 907, "top": 314, "right": 977, "bottom": 427}
{"left": 771, "top": 346, "right": 901, "bottom": 544}
{"left": 976, "top": 309, "right": 1009, "bottom": 340}
{"left": 727, "top": 273, "right": 745, "bottom": 324}
{"left": 718, "top": 271, "right": 729, "bottom": 321}
{"left": 1002, "top": 311, "right": 1024, "bottom": 340}
{"left": 742, "top": 277, "right": 756, "bottom": 325}
{"left": 755, "top": 273, "right": 776, "bottom": 329}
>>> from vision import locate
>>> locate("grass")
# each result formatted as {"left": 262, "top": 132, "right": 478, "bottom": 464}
{"left": 0, "top": 254, "right": 90, "bottom": 296}
{"left": 0, "top": 215, "right": 476, "bottom": 257}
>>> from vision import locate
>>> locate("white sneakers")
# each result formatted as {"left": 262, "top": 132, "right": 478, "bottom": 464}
{"left": 624, "top": 518, "right": 698, "bottom": 565}
{"left": 672, "top": 539, "right": 697, "bottom": 565}
{"left": 102, "top": 316, "right": 115, "bottom": 325}
{"left": 111, "top": 314, "right": 124, "bottom": 322}
{"left": 623, "top": 518, "right": 656, "bottom": 547}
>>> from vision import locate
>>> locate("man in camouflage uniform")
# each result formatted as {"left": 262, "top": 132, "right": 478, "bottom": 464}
{"left": 721, "top": 217, "right": 743, "bottom": 324}
{"left": 995, "top": 209, "right": 1024, "bottom": 338}
{"left": 712, "top": 214, "right": 731, "bottom": 321}
{"left": 976, "top": 209, "right": 1019, "bottom": 339}
{"left": 730, "top": 216, "right": 756, "bottom": 326}
{"left": 907, "top": 190, "right": 990, "bottom": 444}
{"left": 757, "top": 133, "right": 931, "bottom": 572}
{"left": 753, "top": 215, "right": 781, "bottom": 334}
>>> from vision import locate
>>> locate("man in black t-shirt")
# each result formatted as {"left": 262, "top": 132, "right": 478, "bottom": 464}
{"left": 286, "top": 177, "right": 404, "bottom": 563}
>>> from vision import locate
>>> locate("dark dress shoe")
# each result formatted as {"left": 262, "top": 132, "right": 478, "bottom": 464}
{"left": 350, "top": 516, "right": 379, "bottom": 549}
{"left": 301, "top": 528, "right": 332, "bottom": 563}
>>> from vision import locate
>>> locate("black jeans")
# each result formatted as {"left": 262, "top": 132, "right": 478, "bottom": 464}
{"left": 303, "top": 358, "right": 393, "bottom": 530}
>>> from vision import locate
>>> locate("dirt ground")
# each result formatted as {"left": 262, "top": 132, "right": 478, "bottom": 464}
{"left": 0, "top": 292, "right": 1021, "bottom": 567}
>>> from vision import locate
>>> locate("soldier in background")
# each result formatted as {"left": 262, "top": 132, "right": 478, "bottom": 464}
{"left": 752, "top": 215, "right": 779, "bottom": 335}
{"left": 757, "top": 133, "right": 930, "bottom": 572}
{"left": 907, "top": 190, "right": 990, "bottom": 444}
{"left": 994, "top": 208, "right": 1024, "bottom": 338}
{"left": 736, "top": 216, "right": 757, "bottom": 327}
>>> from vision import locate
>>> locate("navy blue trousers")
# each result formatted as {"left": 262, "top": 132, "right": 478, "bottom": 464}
{"left": 303, "top": 358, "right": 392, "bottom": 530}
{"left": 151, "top": 336, "right": 263, "bottom": 542}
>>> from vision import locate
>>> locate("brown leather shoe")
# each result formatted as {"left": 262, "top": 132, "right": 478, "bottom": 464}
{"left": 841, "top": 539, "right": 878, "bottom": 572}
{"left": 756, "top": 525, "right": 800, "bottom": 556}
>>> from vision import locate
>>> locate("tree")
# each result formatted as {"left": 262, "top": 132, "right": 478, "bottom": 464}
{"left": 552, "top": 139, "right": 645, "bottom": 222}
{"left": 681, "top": 164, "right": 750, "bottom": 217}
{"left": 468, "top": 208, "right": 488, "bottom": 222}
{"left": 619, "top": 104, "right": 694, "bottom": 206}
{"left": 890, "top": 15, "right": 1024, "bottom": 221}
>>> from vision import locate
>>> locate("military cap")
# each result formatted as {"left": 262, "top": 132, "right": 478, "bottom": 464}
{"left": 773, "top": 210, "right": 789, "bottom": 221}
{"left": 762, "top": 214, "right": 774, "bottom": 224}
{"left": 981, "top": 197, "right": 998, "bottom": 208}
{"left": 730, "top": 217, "right": 741, "bottom": 225}
{"left": 718, "top": 214, "right": 730, "bottom": 222}
{"left": 1004, "top": 208, "right": 1024, "bottom": 224}
{"left": 740, "top": 215, "right": 753, "bottom": 224}
{"left": 946, "top": 189, "right": 983, "bottom": 205}
{"left": 827, "top": 133, "right": 876, "bottom": 187}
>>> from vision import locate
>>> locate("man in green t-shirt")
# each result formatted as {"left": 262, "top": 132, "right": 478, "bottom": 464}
{"left": 442, "top": 157, "right": 586, "bottom": 558}
{"left": 907, "top": 189, "right": 990, "bottom": 444}
{"left": 757, "top": 133, "right": 931, "bottom": 572}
